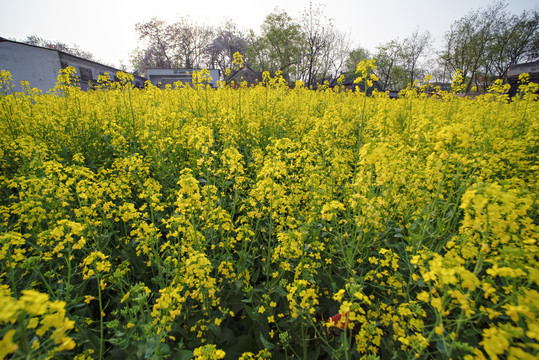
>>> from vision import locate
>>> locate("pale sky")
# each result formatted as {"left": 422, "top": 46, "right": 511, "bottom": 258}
{"left": 1, "top": 0, "right": 538, "bottom": 70}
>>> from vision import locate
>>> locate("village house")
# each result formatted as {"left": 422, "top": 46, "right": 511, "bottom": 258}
{"left": 226, "top": 64, "right": 263, "bottom": 86}
{"left": 0, "top": 37, "right": 146, "bottom": 92}
{"left": 146, "top": 68, "right": 220, "bottom": 88}
{"left": 507, "top": 60, "right": 539, "bottom": 96}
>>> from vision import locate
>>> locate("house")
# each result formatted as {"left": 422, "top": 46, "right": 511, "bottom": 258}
{"left": 146, "top": 68, "right": 220, "bottom": 88}
{"left": 430, "top": 82, "right": 451, "bottom": 92}
{"left": 506, "top": 60, "right": 539, "bottom": 96}
{"left": 0, "top": 37, "right": 145, "bottom": 92}
{"left": 327, "top": 73, "right": 397, "bottom": 97}
{"left": 226, "top": 64, "right": 263, "bottom": 86}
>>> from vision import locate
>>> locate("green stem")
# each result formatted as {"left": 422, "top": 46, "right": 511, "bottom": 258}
{"left": 8, "top": 257, "right": 17, "bottom": 298}
{"left": 343, "top": 327, "right": 350, "bottom": 360}
{"left": 65, "top": 249, "right": 73, "bottom": 303}
{"left": 35, "top": 265, "right": 54, "bottom": 297}
{"left": 301, "top": 325, "right": 308, "bottom": 360}
{"left": 96, "top": 274, "right": 104, "bottom": 360}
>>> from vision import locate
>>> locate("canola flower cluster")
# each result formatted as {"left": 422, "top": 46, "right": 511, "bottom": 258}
{"left": 0, "top": 62, "right": 537, "bottom": 359}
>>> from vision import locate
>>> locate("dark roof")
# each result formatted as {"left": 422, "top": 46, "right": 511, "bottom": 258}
{"left": 325, "top": 72, "right": 383, "bottom": 91}
{"left": 0, "top": 36, "right": 60, "bottom": 53}
{"left": 507, "top": 60, "right": 539, "bottom": 76}
{"left": 227, "top": 64, "right": 263, "bottom": 83}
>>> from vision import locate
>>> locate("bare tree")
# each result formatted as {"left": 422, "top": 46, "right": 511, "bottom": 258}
{"left": 134, "top": 17, "right": 214, "bottom": 73}
{"left": 23, "top": 35, "right": 96, "bottom": 61}
{"left": 399, "top": 29, "right": 431, "bottom": 85}
{"left": 440, "top": 1, "right": 507, "bottom": 92}
{"left": 298, "top": 3, "right": 331, "bottom": 86}
{"left": 373, "top": 40, "right": 404, "bottom": 91}
{"left": 486, "top": 9, "right": 539, "bottom": 82}
{"left": 135, "top": 18, "right": 176, "bottom": 69}
{"left": 326, "top": 29, "right": 352, "bottom": 80}
{"left": 297, "top": 2, "right": 350, "bottom": 86}
{"left": 205, "top": 20, "right": 247, "bottom": 75}
{"left": 169, "top": 17, "right": 214, "bottom": 69}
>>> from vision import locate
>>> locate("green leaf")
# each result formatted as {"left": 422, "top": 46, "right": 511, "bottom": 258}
{"left": 259, "top": 332, "right": 275, "bottom": 350}
{"left": 176, "top": 349, "right": 193, "bottom": 360}
{"left": 274, "top": 285, "right": 286, "bottom": 297}
{"left": 308, "top": 346, "right": 321, "bottom": 359}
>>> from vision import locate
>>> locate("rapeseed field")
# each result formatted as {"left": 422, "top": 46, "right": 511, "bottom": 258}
{"left": 0, "top": 61, "right": 537, "bottom": 359}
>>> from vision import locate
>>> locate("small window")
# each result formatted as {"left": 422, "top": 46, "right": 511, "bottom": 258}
{"left": 79, "top": 67, "right": 92, "bottom": 81}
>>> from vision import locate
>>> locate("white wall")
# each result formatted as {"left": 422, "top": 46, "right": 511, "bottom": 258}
{"left": 0, "top": 41, "right": 61, "bottom": 93}
{"left": 147, "top": 68, "right": 220, "bottom": 87}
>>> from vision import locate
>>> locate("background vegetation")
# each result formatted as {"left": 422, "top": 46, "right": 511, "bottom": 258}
{"left": 17, "top": 1, "right": 538, "bottom": 91}
{"left": 127, "top": 1, "right": 538, "bottom": 89}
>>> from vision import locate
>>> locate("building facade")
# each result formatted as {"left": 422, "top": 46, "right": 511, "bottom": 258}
{"left": 507, "top": 60, "right": 539, "bottom": 96}
{"left": 0, "top": 37, "right": 145, "bottom": 93}
{"left": 146, "top": 68, "right": 220, "bottom": 88}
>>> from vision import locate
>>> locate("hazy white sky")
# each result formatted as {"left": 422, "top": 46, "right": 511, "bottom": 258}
{"left": 1, "top": 0, "right": 538, "bottom": 69}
